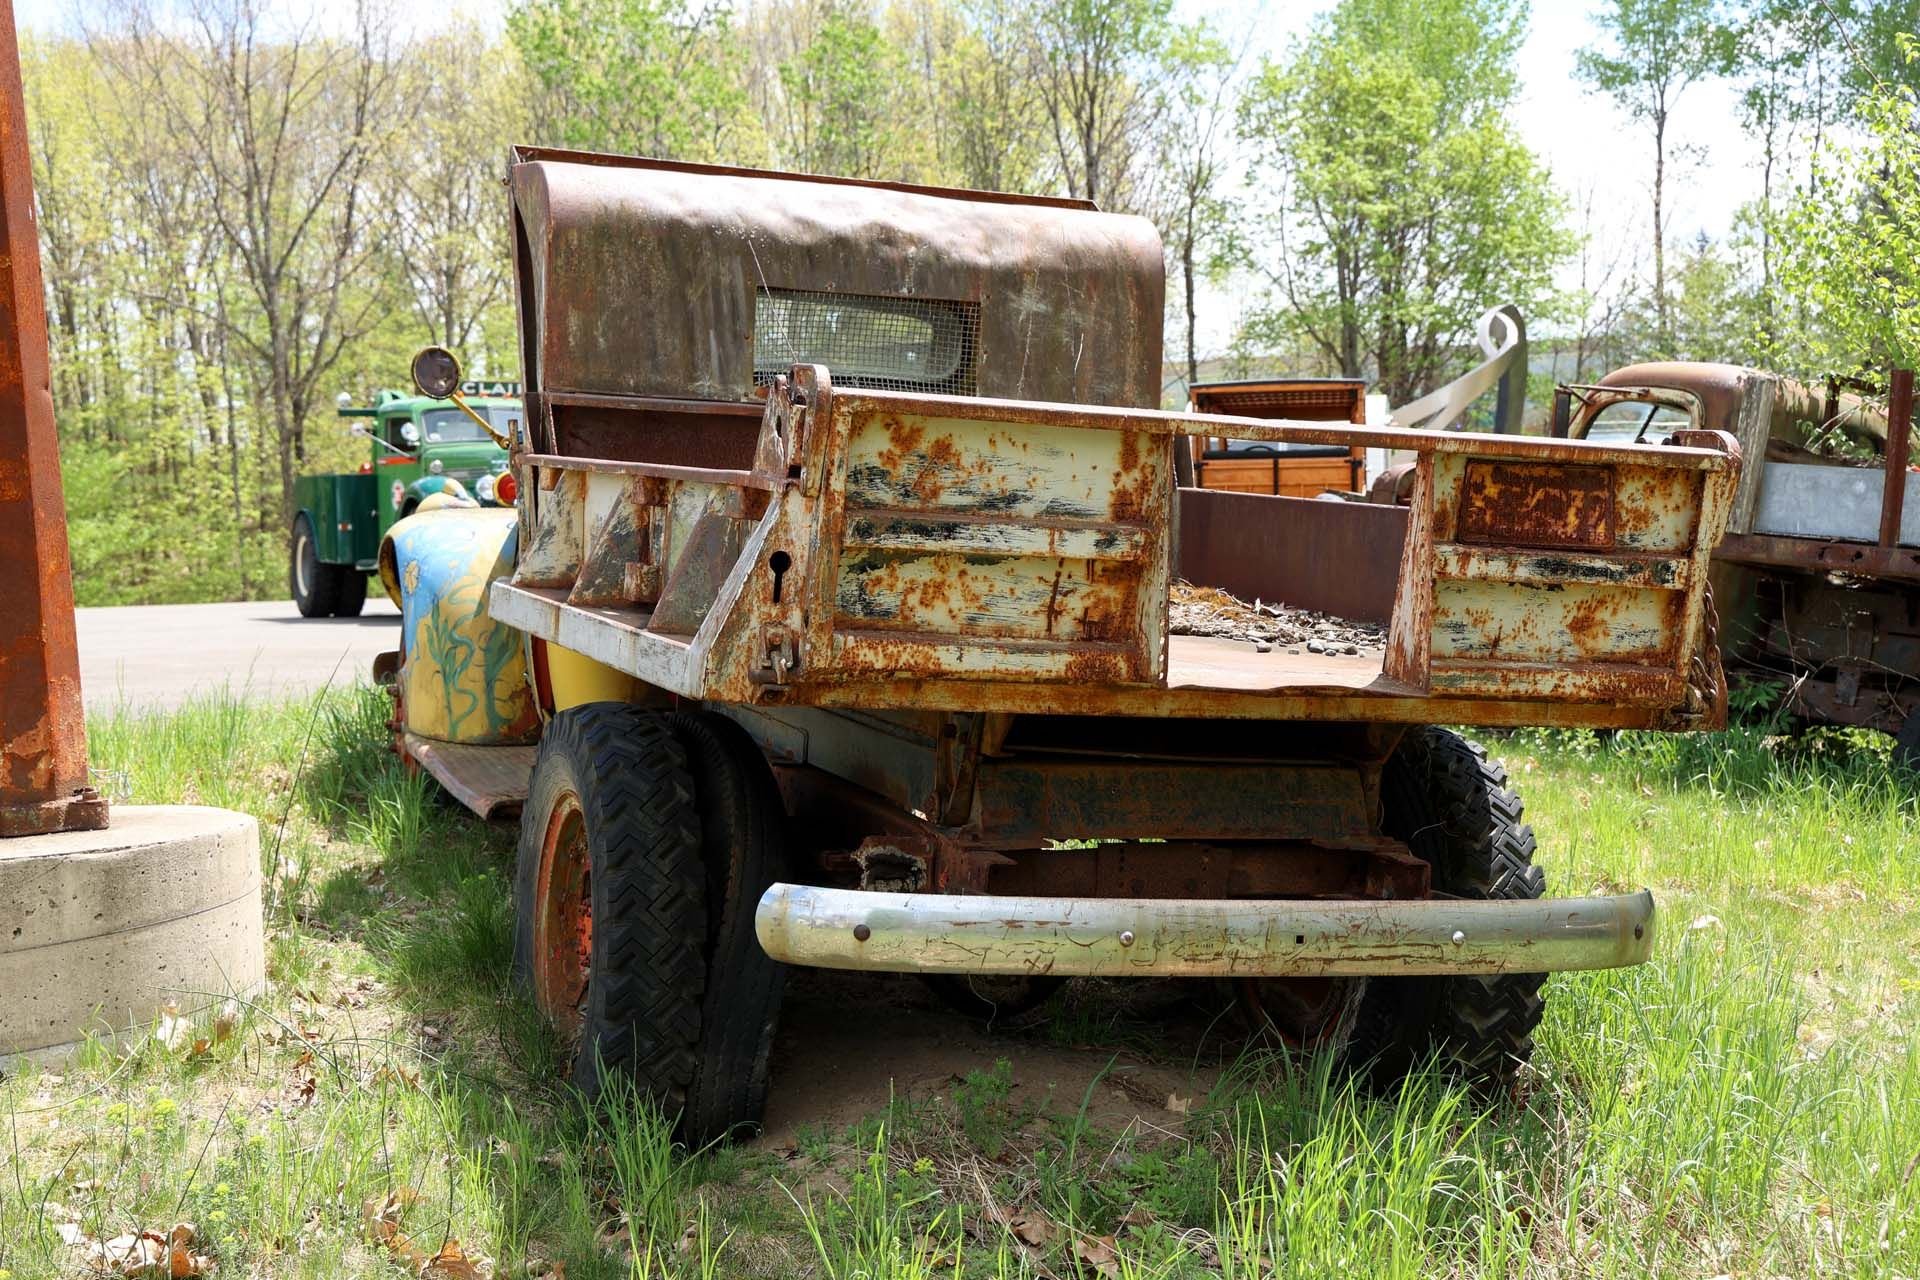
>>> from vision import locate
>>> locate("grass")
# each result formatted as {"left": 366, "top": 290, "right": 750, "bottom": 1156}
{"left": 2, "top": 688, "right": 1917, "bottom": 1277}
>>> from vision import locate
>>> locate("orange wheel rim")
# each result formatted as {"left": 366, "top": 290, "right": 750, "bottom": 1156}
{"left": 533, "top": 792, "right": 591, "bottom": 1047}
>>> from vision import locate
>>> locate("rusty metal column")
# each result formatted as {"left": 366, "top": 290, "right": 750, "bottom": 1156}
{"left": 0, "top": 0, "right": 105, "bottom": 837}
{"left": 1878, "top": 369, "right": 1914, "bottom": 550}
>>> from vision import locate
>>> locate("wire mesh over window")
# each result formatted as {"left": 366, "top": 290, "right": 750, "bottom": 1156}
{"left": 752, "top": 289, "right": 979, "bottom": 396}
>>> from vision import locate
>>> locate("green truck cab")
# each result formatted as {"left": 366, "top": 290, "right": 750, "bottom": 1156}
{"left": 288, "top": 380, "right": 522, "bottom": 617}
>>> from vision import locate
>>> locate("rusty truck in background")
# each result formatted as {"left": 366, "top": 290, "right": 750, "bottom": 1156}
{"left": 1552, "top": 363, "right": 1919, "bottom": 764}
{"left": 372, "top": 148, "right": 1741, "bottom": 1144}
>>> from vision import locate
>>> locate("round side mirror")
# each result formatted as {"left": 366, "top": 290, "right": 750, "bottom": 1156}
{"left": 411, "top": 345, "right": 462, "bottom": 399}
{"left": 400, "top": 422, "right": 422, "bottom": 447}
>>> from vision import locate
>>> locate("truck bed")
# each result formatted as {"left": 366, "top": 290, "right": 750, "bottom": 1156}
{"left": 490, "top": 365, "right": 1740, "bottom": 730}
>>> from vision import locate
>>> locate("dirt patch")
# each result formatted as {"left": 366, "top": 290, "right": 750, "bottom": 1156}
{"left": 755, "top": 970, "right": 1241, "bottom": 1148}
{"left": 1169, "top": 580, "right": 1387, "bottom": 658}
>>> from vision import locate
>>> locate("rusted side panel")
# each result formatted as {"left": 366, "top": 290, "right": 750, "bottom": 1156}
{"left": 1411, "top": 435, "right": 1736, "bottom": 717}
{"left": 1457, "top": 461, "right": 1615, "bottom": 549}
{"left": 1432, "top": 579, "right": 1684, "bottom": 662}
{"left": 819, "top": 397, "right": 1170, "bottom": 683}
{"left": 0, "top": 2, "right": 105, "bottom": 838}
{"left": 1384, "top": 455, "right": 1436, "bottom": 688}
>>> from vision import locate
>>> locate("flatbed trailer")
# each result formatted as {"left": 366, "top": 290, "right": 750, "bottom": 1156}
{"left": 375, "top": 149, "right": 1739, "bottom": 1143}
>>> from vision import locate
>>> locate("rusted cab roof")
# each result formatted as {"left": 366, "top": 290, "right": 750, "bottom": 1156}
{"left": 1595, "top": 362, "right": 1758, "bottom": 431}
{"left": 1596, "top": 360, "right": 1888, "bottom": 454}
{"left": 510, "top": 149, "right": 1166, "bottom": 410}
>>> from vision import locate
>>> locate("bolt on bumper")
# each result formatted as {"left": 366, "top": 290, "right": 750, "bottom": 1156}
{"left": 754, "top": 884, "right": 1656, "bottom": 978}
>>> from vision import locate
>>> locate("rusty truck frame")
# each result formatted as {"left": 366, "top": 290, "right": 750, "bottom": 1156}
{"left": 376, "top": 149, "right": 1740, "bottom": 1143}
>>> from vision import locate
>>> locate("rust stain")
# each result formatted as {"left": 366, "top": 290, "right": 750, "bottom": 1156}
{"left": 1457, "top": 461, "right": 1615, "bottom": 550}
{"left": 876, "top": 417, "right": 925, "bottom": 472}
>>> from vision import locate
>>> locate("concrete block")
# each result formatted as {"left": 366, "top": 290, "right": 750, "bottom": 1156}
{"left": 1, "top": 805, "right": 265, "bottom": 1060}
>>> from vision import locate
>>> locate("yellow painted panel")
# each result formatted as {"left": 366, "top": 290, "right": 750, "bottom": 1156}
{"left": 842, "top": 411, "right": 1162, "bottom": 523}
{"left": 1431, "top": 578, "right": 1681, "bottom": 663}
{"left": 547, "top": 642, "right": 638, "bottom": 710}
{"left": 837, "top": 550, "right": 1140, "bottom": 643}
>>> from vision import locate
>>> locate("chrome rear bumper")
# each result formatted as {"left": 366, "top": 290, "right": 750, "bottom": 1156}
{"left": 754, "top": 884, "right": 1656, "bottom": 978}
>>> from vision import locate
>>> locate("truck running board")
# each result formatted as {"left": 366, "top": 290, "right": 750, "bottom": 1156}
{"left": 402, "top": 733, "right": 536, "bottom": 820}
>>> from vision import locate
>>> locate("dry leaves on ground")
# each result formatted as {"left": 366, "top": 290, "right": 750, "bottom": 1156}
{"left": 54, "top": 1219, "right": 211, "bottom": 1277}
{"left": 1071, "top": 1233, "right": 1121, "bottom": 1277}
{"left": 364, "top": 1188, "right": 490, "bottom": 1278}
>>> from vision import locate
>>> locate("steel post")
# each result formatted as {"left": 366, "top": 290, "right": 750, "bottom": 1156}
{"left": 1879, "top": 368, "right": 1913, "bottom": 550}
{"left": 0, "top": 0, "right": 106, "bottom": 837}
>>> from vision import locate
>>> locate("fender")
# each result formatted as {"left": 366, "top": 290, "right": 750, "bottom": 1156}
{"left": 377, "top": 508, "right": 540, "bottom": 746}
{"left": 401, "top": 473, "right": 479, "bottom": 514}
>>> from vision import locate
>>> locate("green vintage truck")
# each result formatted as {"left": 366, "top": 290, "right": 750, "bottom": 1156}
{"left": 288, "top": 380, "right": 523, "bottom": 616}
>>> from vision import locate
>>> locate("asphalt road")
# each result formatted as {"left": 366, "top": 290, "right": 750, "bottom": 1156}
{"left": 75, "top": 598, "right": 401, "bottom": 711}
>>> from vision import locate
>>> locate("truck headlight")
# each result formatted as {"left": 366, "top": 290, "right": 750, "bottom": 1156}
{"left": 475, "top": 474, "right": 496, "bottom": 504}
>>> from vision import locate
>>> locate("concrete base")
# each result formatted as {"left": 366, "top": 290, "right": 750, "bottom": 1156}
{"left": 1, "top": 805, "right": 264, "bottom": 1061}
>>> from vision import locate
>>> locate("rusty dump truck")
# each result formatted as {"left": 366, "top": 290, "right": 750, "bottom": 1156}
{"left": 374, "top": 149, "right": 1740, "bottom": 1143}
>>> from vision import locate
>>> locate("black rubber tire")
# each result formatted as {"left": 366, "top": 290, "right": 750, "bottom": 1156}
{"left": 1345, "top": 726, "right": 1548, "bottom": 1091}
{"left": 512, "top": 704, "right": 707, "bottom": 1112}
{"left": 1896, "top": 712, "right": 1920, "bottom": 775}
{"left": 333, "top": 569, "right": 368, "bottom": 618}
{"left": 289, "top": 513, "right": 340, "bottom": 618}
{"left": 669, "top": 711, "right": 791, "bottom": 1146}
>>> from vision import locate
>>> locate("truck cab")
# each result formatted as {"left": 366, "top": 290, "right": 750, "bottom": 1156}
{"left": 288, "top": 381, "right": 521, "bottom": 617}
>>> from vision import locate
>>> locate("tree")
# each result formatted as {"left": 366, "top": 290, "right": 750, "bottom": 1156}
{"left": 1578, "top": 0, "right": 1735, "bottom": 353}
{"left": 771, "top": 0, "right": 909, "bottom": 178}
{"left": 1031, "top": 0, "right": 1172, "bottom": 210}
{"left": 1770, "top": 68, "right": 1920, "bottom": 376}
{"left": 938, "top": 0, "right": 1049, "bottom": 192}
{"left": 507, "top": 0, "right": 748, "bottom": 162}
{"left": 92, "top": 0, "right": 412, "bottom": 516}
{"left": 1235, "top": 0, "right": 1571, "bottom": 404}
{"left": 1149, "top": 21, "right": 1238, "bottom": 392}
{"left": 386, "top": 23, "right": 525, "bottom": 361}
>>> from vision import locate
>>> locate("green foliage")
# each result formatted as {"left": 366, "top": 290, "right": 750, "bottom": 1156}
{"left": 938, "top": 0, "right": 1053, "bottom": 193}
{"left": 1577, "top": 0, "right": 1737, "bottom": 123}
{"left": 774, "top": 1, "right": 911, "bottom": 179}
{"left": 1235, "top": 0, "right": 1571, "bottom": 401}
{"left": 1031, "top": 0, "right": 1176, "bottom": 208}
{"left": 1767, "top": 63, "right": 1920, "bottom": 377}
{"left": 507, "top": 0, "right": 750, "bottom": 161}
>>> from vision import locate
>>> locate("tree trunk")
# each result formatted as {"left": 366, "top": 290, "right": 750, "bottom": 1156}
{"left": 1182, "top": 204, "right": 1199, "bottom": 390}
{"left": 1652, "top": 107, "right": 1668, "bottom": 352}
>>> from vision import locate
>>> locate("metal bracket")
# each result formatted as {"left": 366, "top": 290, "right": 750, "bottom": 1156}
{"left": 754, "top": 625, "right": 798, "bottom": 685}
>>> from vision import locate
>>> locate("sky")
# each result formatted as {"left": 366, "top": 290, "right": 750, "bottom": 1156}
{"left": 12, "top": 0, "right": 1772, "bottom": 351}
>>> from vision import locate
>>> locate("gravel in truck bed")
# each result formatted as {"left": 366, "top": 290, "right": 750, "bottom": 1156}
{"left": 1168, "top": 581, "right": 1388, "bottom": 658}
